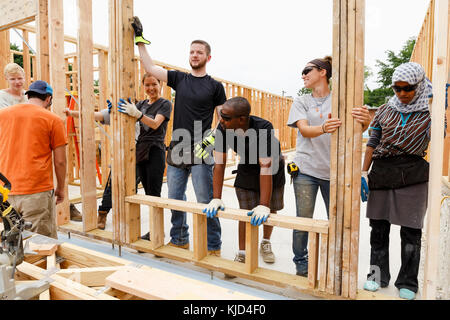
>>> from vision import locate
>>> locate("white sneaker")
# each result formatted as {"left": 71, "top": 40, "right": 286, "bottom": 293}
{"left": 260, "top": 240, "right": 275, "bottom": 263}
{"left": 224, "top": 252, "right": 245, "bottom": 279}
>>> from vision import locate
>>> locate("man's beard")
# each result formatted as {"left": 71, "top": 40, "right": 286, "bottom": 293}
{"left": 190, "top": 59, "right": 207, "bottom": 70}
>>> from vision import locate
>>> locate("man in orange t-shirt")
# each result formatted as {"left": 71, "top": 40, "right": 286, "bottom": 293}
{"left": 0, "top": 80, "right": 67, "bottom": 239}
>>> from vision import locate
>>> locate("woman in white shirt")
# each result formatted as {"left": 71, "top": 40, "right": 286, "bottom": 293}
{"left": 287, "top": 56, "right": 370, "bottom": 277}
{"left": 0, "top": 63, "right": 28, "bottom": 109}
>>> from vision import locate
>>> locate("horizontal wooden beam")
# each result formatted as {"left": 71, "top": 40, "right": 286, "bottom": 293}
{"left": 0, "top": 0, "right": 37, "bottom": 32}
{"left": 16, "top": 262, "right": 117, "bottom": 300}
{"left": 13, "top": 24, "right": 293, "bottom": 100}
{"left": 125, "top": 195, "right": 329, "bottom": 234}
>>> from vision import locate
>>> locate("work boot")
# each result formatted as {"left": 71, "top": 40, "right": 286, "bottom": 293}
{"left": 97, "top": 211, "right": 108, "bottom": 230}
{"left": 167, "top": 241, "right": 190, "bottom": 250}
{"left": 70, "top": 204, "right": 82, "bottom": 222}
{"left": 260, "top": 239, "right": 275, "bottom": 264}
{"left": 141, "top": 232, "right": 150, "bottom": 241}
{"left": 208, "top": 249, "right": 221, "bottom": 257}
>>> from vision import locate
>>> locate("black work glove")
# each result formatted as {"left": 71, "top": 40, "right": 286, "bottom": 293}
{"left": 131, "top": 16, "right": 151, "bottom": 45}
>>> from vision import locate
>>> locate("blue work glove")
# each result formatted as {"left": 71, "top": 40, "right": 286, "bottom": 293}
{"left": 247, "top": 205, "right": 270, "bottom": 226}
{"left": 202, "top": 199, "right": 225, "bottom": 218}
{"left": 118, "top": 98, "right": 143, "bottom": 120}
{"left": 106, "top": 99, "right": 113, "bottom": 113}
{"left": 361, "top": 171, "right": 369, "bottom": 202}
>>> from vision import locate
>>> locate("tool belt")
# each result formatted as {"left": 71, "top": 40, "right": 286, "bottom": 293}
{"left": 368, "top": 155, "right": 429, "bottom": 190}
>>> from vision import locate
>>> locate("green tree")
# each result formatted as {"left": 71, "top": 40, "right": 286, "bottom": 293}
{"left": 364, "top": 37, "right": 416, "bottom": 107}
{"left": 375, "top": 37, "right": 416, "bottom": 87}
{"left": 10, "top": 43, "right": 23, "bottom": 67}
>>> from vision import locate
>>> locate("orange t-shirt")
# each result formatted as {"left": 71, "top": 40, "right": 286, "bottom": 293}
{"left": 0, "top": 104, "right": 67, "bottom": 195}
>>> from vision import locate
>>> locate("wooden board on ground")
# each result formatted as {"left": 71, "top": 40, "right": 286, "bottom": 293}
{"left": 105, "top": 266, "right": 260, "bottom": 300}
{"left": 29, "top": 243, "right": 58, "bottom": 256}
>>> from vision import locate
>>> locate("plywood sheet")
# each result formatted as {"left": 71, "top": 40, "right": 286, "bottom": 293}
{"left": 0, "top": 0, "right": 37, "bottom": 31}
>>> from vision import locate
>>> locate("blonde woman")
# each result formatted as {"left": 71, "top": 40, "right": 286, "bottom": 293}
{"left": 0, "top": 63, "right": 28, "bottom": 108}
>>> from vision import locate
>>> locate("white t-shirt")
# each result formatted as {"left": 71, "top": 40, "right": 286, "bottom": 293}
{"left": 287, "top": 94, "right": 332, "bottom": 181}
{"left": 0, "top": 90, "right": 28, "bottom": 109}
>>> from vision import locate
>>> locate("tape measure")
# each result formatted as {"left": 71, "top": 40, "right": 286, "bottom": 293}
{"left": 287, "top": 162, "right": 299, "bottom": 178}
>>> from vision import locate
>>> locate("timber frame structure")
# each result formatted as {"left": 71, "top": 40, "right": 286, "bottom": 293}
{"left": 0, "top": 0, "right": 449, "bottom": 300}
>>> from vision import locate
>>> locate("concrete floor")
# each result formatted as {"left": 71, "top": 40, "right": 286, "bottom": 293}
{"left": 70, "top": 151, "right": 409, "bottom": 299}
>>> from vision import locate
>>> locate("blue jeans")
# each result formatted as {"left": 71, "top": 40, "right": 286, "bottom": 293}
{"left": 167, "top": 164, "right": 222, "bottom": 250}
{"left": 292, "top": 173, "right": 330, "bottom": 273}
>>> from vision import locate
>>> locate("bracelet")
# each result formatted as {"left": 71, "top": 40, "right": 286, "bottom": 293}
{"left": 137, "top": 113, "right": 144, "bottom": 121}
{"left": 322, "top": 123, "right": 326, "bottom": 134}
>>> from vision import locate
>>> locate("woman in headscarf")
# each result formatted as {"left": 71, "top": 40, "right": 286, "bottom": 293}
{"left": 287, "top": 56, "right": 370, "bottom": 277}
{"left": 362, "top": 62, "right": 433, "bottom": 300}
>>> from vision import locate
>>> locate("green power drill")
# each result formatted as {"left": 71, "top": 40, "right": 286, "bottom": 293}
{"left": 194, "top": 131, "right": 215, "bottom": 160}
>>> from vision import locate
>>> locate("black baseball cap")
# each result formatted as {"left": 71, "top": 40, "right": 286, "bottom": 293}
{"left": 25, "top": 80, "right": 53, "bottom": 96}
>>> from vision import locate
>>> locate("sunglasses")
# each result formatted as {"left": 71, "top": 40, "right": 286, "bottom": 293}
{"left": 302, "top": 66, "right": 320, "bottom": 76}
{"left": 391, "top": 84, "right": 418, "bottom": 93}
{"left": 220, "top": 111, "right": 246, "bottom": 121}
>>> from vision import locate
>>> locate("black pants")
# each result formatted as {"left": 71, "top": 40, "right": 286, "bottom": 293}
{"left": 98, "top": 167, "right": 142, "bottom": 213}
{"left": 137, "top": 146, "right": 166, "bottom": 197}
{"left": 367, "top": 219, "right": 422, "bottom": 293}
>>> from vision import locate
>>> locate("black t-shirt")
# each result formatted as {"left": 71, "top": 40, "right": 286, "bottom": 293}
{"left": 135, "top": 98, "right": 172, "bottom": 162}
{"left": 167, "top": 70, "right": 227, "bottom": 144}
{"left": 215, "top": 116, "right": 285, "bottom": 191}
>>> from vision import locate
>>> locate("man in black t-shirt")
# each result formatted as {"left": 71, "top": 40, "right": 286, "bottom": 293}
{"left": 132, "top": 17, "right": 226, "bottom": 254}
{"left": 203, "top": 97, "right": 285, "bottom": 266}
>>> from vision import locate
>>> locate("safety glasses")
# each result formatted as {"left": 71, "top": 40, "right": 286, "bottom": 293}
{"left": 302, "top": 66, "right": 320, "bottom": 76}
{"left": 220, "top": 111, "right": 235, "bottom": 121}
{"left": 220, "top": 111, "right": 245, "bottom": 121}
{"left": 391, "top": 84, "right": 418, "bottom": 93}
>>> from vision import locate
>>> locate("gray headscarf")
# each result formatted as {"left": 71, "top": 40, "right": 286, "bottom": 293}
{"left": 388, "top": 62, "right": 432, "bottom": 113}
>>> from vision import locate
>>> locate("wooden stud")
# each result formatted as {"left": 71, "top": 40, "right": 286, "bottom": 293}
{"left": 308, "top": 232, "right": 319, "bottom": 289}
{"left": 36, "top": 0, "right": 50, "bottom": 82}
{"left": 97, "top": 49, "right": 109, "bottom": 188}
{"left": 423, "top": 0, "right": 449, "bottom": 300}
{"left": 319, "top": 233, "right": 329, "bottom": 292}
{"left": 150, "top": 206, "right": 164, "bottom": 250}
{"left": 49, "top": 0, "right": 70, "bottom": 227}
{"left": 349, "top": 0, "right": 365, "bottom": 300}
{"left": 327, "top": 0, "right": 341, "bottom": 294}
{"left": 245, "top": 223, "right": 258, "bottom": 274}
{"left": 22, "top": 30, "right": 31, "bottom": 88}
{"left": 0, "top": 31, "right": 10, "bottom": 89}
{"left": 109, "top": 0, "right": 136, "bottom": 244}
{"left": 193, "top": 214, "right": 207, "bottom": 261}
{"left": 76, "top": 0, "right": 97, "bottom": 232}
{"left": 125, "top": 202, "right": 140, "bottom": 243}
{"left": 341, "top": 0, "right": 356, "bottom": 298}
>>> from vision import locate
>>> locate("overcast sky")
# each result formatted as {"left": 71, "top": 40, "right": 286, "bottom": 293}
{"left": 10, "top": 0, "right": 431, "bottom": 97}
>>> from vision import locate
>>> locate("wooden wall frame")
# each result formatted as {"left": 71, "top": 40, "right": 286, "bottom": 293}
{"left": 1, "top": 0, "right": 448, "bottom": 300}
